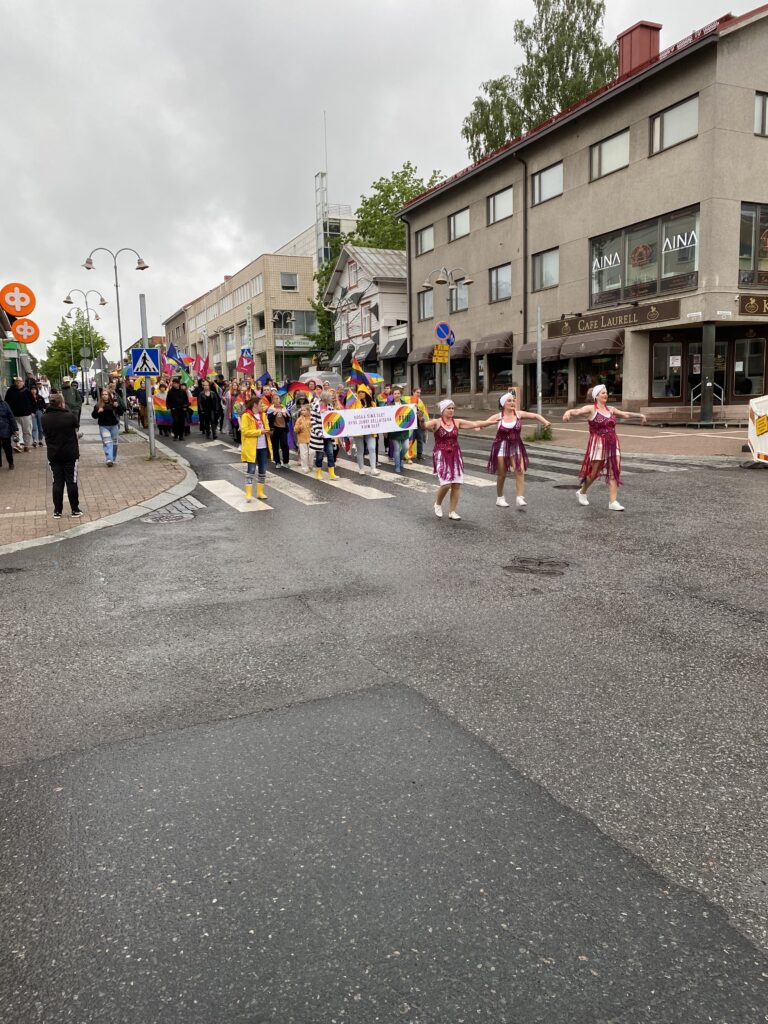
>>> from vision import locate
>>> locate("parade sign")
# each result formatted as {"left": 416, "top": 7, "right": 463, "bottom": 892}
{"left": 322, "top": 404, "right": 417, "bottom": 438}
{"left": 747, "top": 394, "right": 768, "bottom": 463}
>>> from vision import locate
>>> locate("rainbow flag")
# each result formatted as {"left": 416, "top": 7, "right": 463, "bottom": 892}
{"left": 348, "top": 357, "right": 371, "bottom": 389}
{"left": 344, "top": 390, "right": 359, "bottom": 408}
{"left": 407, "top": 436, "right": 417, "bottom": 460}
{"left": 288, "top": 381, "right": 311, "bottom": 395}
{"left": 152, "top": 393, "right": 172, "bottom": 426}
{"left": 188, "top": 394, "right": 199, "bottom": 425}
{"left": 367, "top": 372, "right": 384, "bottom": 386}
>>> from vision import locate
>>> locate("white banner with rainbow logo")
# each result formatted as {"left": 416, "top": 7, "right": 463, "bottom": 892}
{"left": 322, "top": 404, "right": 417, "bottom": 438}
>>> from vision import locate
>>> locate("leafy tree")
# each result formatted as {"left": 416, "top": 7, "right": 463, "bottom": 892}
{"left": 308, "top": 233, "right": 346, "bottom": 358}
{"left": 352, "top": 161, "right": 443, "bottom": 251}
{"left": 39, "top": 312, "right": 108, "bottom": 384}
{"left": 462, "top": 0, "right": 617, "bottom": 162}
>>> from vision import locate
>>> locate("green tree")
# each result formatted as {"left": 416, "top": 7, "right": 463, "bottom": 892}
{"left": 352, "top": 161, "right": 443, "bottom": 251}
{"left": 462, "top": 0, "right": 617, "bottom": 163}
{"left": 308, "top": 233, "right": 346, "bottom": 358}
{"left": 39, "top": 312, "right": 108, "bottom": 384}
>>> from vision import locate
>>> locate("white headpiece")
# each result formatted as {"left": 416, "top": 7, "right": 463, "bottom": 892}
{"left": 500, "top": 394, "right": 515, "bottom": 408}
{"left": 438, "top": 399, "right": 454, "bottom": 413}
{"left": 591, "top": 385, "right": 607, "bottom": 401}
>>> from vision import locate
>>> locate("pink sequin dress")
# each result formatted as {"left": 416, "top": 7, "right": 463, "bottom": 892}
{"left": 487, "top": 417, "right": 529, "bottom": 474}
{"left": 579, "top": 408, "right": 622, "bottom": 485}
{"left": 433, "top": 423, "right": 464, "bottom": 484}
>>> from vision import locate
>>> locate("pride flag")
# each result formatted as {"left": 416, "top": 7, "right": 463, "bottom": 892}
{"left": 188, "top": 393, "right": 199, "bottom": 425}
{"left": 288, "top": 381, "right": 311, "bottom": 394}
{"left": 348, "top": 357, "right": 371, "bottom": 389}
{"left": 152, "top": 393, "right": 172, "bottom": 426}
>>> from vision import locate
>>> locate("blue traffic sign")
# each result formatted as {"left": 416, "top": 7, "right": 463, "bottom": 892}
{"left": 68, "top": 364, "right": 78, "bottom": 374}
{"left": 131, "top": 348, "right": 160, "bottom": 376}
{"left": 447, "top": 330, "right": 456, "bottom": 347}
{"left": 435, "top": 321, "right": 451, "bottom": 341}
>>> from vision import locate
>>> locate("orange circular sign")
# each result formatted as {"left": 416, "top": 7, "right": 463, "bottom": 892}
{"left": 0, "top": 282, "right": 36, "bottom": 317}
{"left": 11, "top": 318, "right": 40, "bottom": 344}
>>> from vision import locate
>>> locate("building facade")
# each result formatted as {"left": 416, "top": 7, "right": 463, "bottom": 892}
{"left": 400, "top": 8, "right": 768, "bottom": 418}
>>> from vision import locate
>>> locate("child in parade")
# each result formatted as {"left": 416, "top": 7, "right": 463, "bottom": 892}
{"left": 423, "top": 399, "right": 482, "bottom": 520}
{"left": 475, "top": 393, "right": 551, "bottom": 508}
{"left": 294, "top": 403, "right": 312, "bottom": 472}
{"left": 563, "top": 384, "right": 647, "bottom": 510}
{"left": 240, "top": 397, "right": 272, "bottom": 501}
{"left": 310, "top": 390, "right": 338, "bottom": 480}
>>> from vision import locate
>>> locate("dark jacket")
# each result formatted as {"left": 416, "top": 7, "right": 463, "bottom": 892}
{"left": 41, "top": 408, "right": 80, "bottom": 463}
{"left": 0, "top": 399, "right": 18, "bottom": 439}
{"left": 196, "top": 389, "right": 221, "bottom": 418}
{"left": 92, "top": 396, "right": 125, "bottom": 427}
{"left": 4, "top": 385, "right": 36, "bottom": 418}
{"left": 166, "top": 385, "right": 189, "bottom": 412}
{"left": 62, "top": 384, "right": 83, "bottom": 415}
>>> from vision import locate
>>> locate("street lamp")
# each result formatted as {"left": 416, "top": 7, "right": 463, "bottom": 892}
{"left": 64, "top": 289, "right": 108, "bottom": 401}
{"left": 421, "top": 266, "right": 474, "bottom": 399}
{"left": 83, "top": 247, "right": 149, "bottom": 430}
{"left": 272, "top": 310, "right": 295, "bottom": 382}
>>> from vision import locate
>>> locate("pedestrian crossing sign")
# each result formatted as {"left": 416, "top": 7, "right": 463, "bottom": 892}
{"left": 132, "top": 348, "right": 160, "bottom": 376}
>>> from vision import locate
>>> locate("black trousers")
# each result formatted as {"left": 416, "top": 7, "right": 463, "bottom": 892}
{"left": 50, "top": 460, "right": 79, "bottom": 513}
{"left": 171, "top": 408, "right": 187, "bottom": 440}
{"left": 272, "top": 426, "right": 289, "bottom": 465}
{"left": 0, "top": 436, "right": 13, "bottom": 467}
{"left": 199, "top": 411, "right": 216, "bottom": 438}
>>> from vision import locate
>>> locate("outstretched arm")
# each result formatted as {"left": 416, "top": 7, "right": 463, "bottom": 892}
{"left": 518, "top": 410, "right": 551, "bottom": 428}
{"left": 562, "top": 404, "right": 594, "bottom": 422}
{"left": 613, "top": 408, "right": 647, "bottom": 424}
{"left": 455, "top": 417, "right": 487, "bottom": 431}
{"left": 472, "top": 414, "right": 501, "bottom": 429}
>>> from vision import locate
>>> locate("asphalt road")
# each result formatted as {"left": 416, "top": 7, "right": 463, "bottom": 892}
{"left": 1, "top": 431, "right": 766, "bottom": 1022}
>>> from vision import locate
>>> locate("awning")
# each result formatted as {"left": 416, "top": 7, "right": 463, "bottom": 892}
{"left": 452, "top": 339, "right": 472, "bottom": 358}
{"left": 475, "top": 331, "right": 513, "bottom": 356}
{"left": 407, "top": 344, "right": 435, "bottom": 365}
{"left": 328, "top": 346, "right": 346, "bottom": 367}
{"left": 353, "top": 340, "right": 377, "bottom": 362}
{"left": 516, "top": 339, "right": 564, "bottom": 364}
{"left": 380, "top": 337, "right": 407, "bottom": 360}
{"left": 560, "top": 329, "right": 624, "bottom": 359}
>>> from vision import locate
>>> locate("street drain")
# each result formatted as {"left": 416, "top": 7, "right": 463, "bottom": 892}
{"left": 0, "top": 567, "right": 26, "bottom": 574}
{"left": 140, "top": 496, "right": 202, "bottom": 525}
{"left": 503, "top": 558, "right": 569, "bottom": 577}
{"left": 553, "top": 483, "right": 580, "bottom": 489}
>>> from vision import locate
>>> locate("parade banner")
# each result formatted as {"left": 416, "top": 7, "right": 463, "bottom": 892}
{"left": 748, "top": 394, "right": 768, "bottom": 463}
{"left": 322, "top": 404, "right": 417, "bottom": 438}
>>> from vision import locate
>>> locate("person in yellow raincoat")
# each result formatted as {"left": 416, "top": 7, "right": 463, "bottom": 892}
{"left": 240, "top": 397, "right": 273, "bottom": 501}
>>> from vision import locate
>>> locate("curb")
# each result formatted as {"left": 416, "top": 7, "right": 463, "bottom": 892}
{"left": 0, "top": 431, "right": 199, "bottom": 559}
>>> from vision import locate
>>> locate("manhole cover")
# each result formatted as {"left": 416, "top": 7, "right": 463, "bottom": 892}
{"left": 0, "top": 567, "right": 25, "bottom": 574}
{"left": 141, "top": 511, "right": 194, "bottom": 524}
{"left": 140, "top": 496, "right": 203, "bottom": 524}
{"left": 503, "top": 558, "right": 569, "bottom": 577}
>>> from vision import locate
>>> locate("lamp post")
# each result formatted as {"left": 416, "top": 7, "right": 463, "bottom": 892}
{"left": 83, "top": 247, "right": 149, "bottom": 431}
{"left": 272, "top": 310, "right": 295, "bottom": 382}
{"left": 64, "top": 289, "right": 108, "bottom": 402}
{"left": 422, "top": 266, "right": 473, "bottom": 399}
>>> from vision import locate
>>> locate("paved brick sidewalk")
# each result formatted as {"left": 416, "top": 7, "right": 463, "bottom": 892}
{"left": 0, "top": 416, "right": 185, "bottom": 547}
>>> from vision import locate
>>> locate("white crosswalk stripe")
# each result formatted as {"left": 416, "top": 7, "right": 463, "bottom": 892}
{"left": 250, "top": 468, "right": 327, "bottom": 506}
{"left": 333, "top": 459, "right": 433, "bottom": 494}
{"left": 398, "top": 458, "right": 495, "bottom": 487}
{"left": 286, "top": 465, "right": 393, "bottom": 500}
{"left": 200, "top": 479, "right": 273, "bottom": 511}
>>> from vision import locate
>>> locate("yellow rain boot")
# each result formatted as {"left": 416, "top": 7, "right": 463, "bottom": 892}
{"left": 244, "top": 483, "right": 253, "bottom": 502}
{"left": 315, "top": 467, "right": 323, "bottom": 480}
{"left": 328, "top": 466, "right": 338, "bottom": 480}
{"left": 256, "top": 482, "right": 265, "bottom": 500}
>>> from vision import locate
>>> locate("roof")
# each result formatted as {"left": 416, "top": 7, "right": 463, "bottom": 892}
{"left": 323, "top": 244, "right": 407, "bottom": 305}
{"left": 400, "top": 4, "right": 768, "bottom": 217}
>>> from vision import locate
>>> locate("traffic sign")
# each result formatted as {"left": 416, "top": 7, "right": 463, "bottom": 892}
{"left": 447, "top": 330, "right": 456, "bottom": 347}
{"left": 0, "top": 282, "right": 36, "bottom": 317}
{"left": 131, "top": 348, "right": 160, "bottom": 376}
{"left": 79, "top": 346, "right": 91, "bottom": 358}
{"left": 11, "top": 318, "right": 39, "bottom": 343}
{"left": 69, "top": 364, "right": 79, "bottom": 374}
{"left": 435, "top": 321, "right": 451, "bottom": 341}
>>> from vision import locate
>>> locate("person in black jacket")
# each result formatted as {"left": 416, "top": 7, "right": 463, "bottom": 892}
{"left": 92, "top": 388, "right": 125, "bottom": 466}
{"left": 4, "top": 377, "right": 36, "bottom": 451}
{"left": 0, "top": 397, "right": 18, "bottom": 470}
{"left": 41, "top": 394, "right": 82, "bottom": 518}
{"left": 166, "top": 378, "right": 189, "bottom": 441}
{"left": 195, "top": 379, "right": 221, "bottom": 439}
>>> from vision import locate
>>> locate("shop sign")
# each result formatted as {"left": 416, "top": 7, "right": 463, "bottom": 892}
{"left": 548, "top": 299, "right": 681, "bottom": 339}
{"left": 738, "top": 295, "right": 768, "bottom": 316}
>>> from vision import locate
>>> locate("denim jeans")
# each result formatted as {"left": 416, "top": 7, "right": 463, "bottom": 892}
{"left": 31, "top": 410, "right": 44, "bottom": 443}
{"left": 245, "top": 447, "right": 268, "bottom": 483}
{"left": 99, "top": 424, "right": 119, "bottom": 463}
{"left": 314, "top": 439, "right": 336, "bottom": 468}
{"left": 355, "top": 434, "right": 377, "bottom": 471}
{"left": 392, "top": 436, "right": 407, "bottom": 473}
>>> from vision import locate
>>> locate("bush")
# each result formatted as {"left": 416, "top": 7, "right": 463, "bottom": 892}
{"left": 525, "top": 425, "right": 552, "bottom": 443}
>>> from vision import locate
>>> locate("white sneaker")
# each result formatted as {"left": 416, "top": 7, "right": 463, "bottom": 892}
{"left": 577, "top": 491, "right": 590, "bottom": 506}
{"left": 608, "top": 500, "right": 625, "bottom": 511}
{"left": 495, "top": 496, "right": 509, "bottom": 508}
{"left": 434, "top": 503, "right": 443, "bottom": 518}
{"left": 448, "top": 511, "right": 461, "bottom": 520}
{"left": 358, "top": 469, "right": 365, "bottom": 476}
{"left": 516, "top": 496, "right": 527, "bottom": 507}
{"left": 371, "top": 468, "right": 380, "bottom": 476}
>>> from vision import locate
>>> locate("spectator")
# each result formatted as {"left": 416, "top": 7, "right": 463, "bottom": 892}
{"left": 267, "top": 392, "right": 290, "bottom": 468}
{"left": 41, "top": 394, "right": 82, "bottom": 518}
{"left": 0, "top": 394, "right": 18, "bottom": 470}
{"left": 4, "top": 377, "right": 36, "bottom": 452}
{"left": 166, "top": 378, "right": 189, "bottom": 441}
{"left": 61, "top": 378, "right": 84, "bottom": 436}
{"left": 92, "top": 387, "right": 125, "bottom": 466}
{"left": 28, "top": 384, "right": 46, "bottom": 448}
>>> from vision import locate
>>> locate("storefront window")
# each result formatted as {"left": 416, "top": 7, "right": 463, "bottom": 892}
{"left": 733, "top": 338, "right": 765, "bottom": 397}
{"left": 418, "top": 362, "right": 436, "bottom": 393}
{"left": 651, "top": 340, "right": 683, "bottom": 399}
{"left": 625, "top": 219, "right": 658, "bottom": 299}
{"left": 451, "top": 358, "right": 471, "bottom": 393}
{"left": 591, "top": 232, "right": 622, "bottom": 306}
{"left": 487, "top": 353, "right": 515, "bottom": 391}
{"left": 391, "top": 359, "right": 407, "bottom": 387}
{"left": 577, "top": 357, "right": 623, "bottom": 402}
{"left": 661, "top": 209, "right": 699, "bottom": 293}
{"left": 738, "top": 203, "right": 768, "bottom": 287}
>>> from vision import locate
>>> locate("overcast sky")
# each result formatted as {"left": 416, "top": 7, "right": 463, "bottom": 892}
{"left": 4, "top": 0, "right": 738, "bottom": 362}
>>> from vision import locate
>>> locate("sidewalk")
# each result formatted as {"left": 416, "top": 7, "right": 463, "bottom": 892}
{"left": 0, "top": 413, "right": 188, "bottom": 550}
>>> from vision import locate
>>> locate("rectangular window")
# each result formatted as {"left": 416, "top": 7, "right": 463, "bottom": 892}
{"left": 489, "top": 263, "right": 512, "bottom": 303}
{"left": 348, "top": 261, "right": 358, "bottom": 287}
{"left": 361, "top": 304, "right": 371, "bottom": 334}
{"left": 651, "top": 95, "right": 698, "bottom": 154}
{"left": 755, "top": 93, "right": 768, "bottom": 136}
{"left": 651, "top": 340, "right": 683, "bottom": 399}
{"left": 448, "top": 207, "right": 470, "bottom": 241}
{"left": 280, "top": 272, "right": 298, "bottom": 291}
{"left": 590, "top": 129, "right": 630, "bottom": 180}
{"left": 417, "top": 290, "right": 434, "bottom": 320}
{"left": 233, "top": 283, "right": 249, "bottom": 307}
{"left": 739, "top": 202, "right": 768, "bottom": 287}
{"left": 449, "top": 278, "right": 469, "bottom": 313}
{"left": 532, "top": 248, "right": 560, "bottom": 291}
{"left": 532, "top": 162, "right": 563, "bottom": 205}
{"left": 220, "top": 294, "right": 233, "bottom": 313}
{"left": 206, "top": 304, "right": 218, "bottom": 323}
{"left": 488, "top": 186, "right": 513, "bottom": 224}
{"left": 415, "top": 225, "right": 434, "bottom": 255}
{"left": 734, "top": 338, "right": 765, "bottom": 397}
{"left": 251, "top": 274, "right": 263, "bottom": 297}
{"left": 590, "top": 206, "right": 700, "bottom": 306}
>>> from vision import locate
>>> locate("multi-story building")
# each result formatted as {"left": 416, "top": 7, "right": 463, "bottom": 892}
{"left": 277, "top": 203, "right": 357, "bottom": 272}
{"left": 400, "top": 7, "right": 768, "bottom": 419}
{"left": 323, "top": 244, "right": 408, "bottom": 386}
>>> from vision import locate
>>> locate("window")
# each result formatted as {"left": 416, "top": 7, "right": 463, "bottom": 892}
{"left": 348, "top": 261, "right": 358, "bottom": 287}
{"left": 280, "top": 272, "right": 298, "bottom": 291}
{"left": 532, "top": 248, "right": 560, "bottom": 291}
{"left": 734, "top": 338, "right": 765, "bottom": 397}
{"left": 532, "top": 162, "right": 563, "bottom": 205}
{"left": 206, "top": 304, "right": 218, "bottom": 322}
{"left": 652, "top": 339, "right": 683, "bottom": 399}
{"left": 449, "top": 278, "right": 469, "bottom": 313}
{"left": 448, "top": 207, "right": 470, "bottom": 241}
{"left": 220, "top": 293, "right": 233, "bottom": 313}
{"left": 488, "top": 186, "right": 513, "bottom": 224}
{"left": 361, "top": 304, "right": 371, "bottom": 334}
{"left": 755, "top": 93, "right": 768, "bottom": 136}
{"left": 337, "top": 313, "right": 348, "bottom": 340}
{"left": 417, "top": 289, "right": 434, "bottom": 320}
{"left": 651, "top": 95, "right": 698, "bottom": 154}
{"left": 415, "top": 225, "right": 434, "bottom": 255}
{"left": 590, "top": 207, "right": 700, "bottom": 306}
{"left": 590, "top": 129, "right": 630, "bottom": 180}
{"left": 250, "top": 274, "right": 263, "bottom": 297}
{"left": 489, "top": 263, "right": 512, "bottom": 303}
{"left": 739, "top": 202, "right": 768, "bottom": 287}
{"left": 233, "top": 283, "right": 249, "bottom": 307}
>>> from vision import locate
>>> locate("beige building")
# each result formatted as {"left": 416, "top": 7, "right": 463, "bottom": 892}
{"left": 400, "top": 8, "right": 768, "bottom": 420}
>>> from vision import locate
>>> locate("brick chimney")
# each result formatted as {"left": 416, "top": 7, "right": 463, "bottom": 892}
{"left": 617, "top": 21, "right": 662, "bottom": 78}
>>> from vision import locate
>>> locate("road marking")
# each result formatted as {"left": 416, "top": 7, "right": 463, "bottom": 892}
{"left": 333, "top": 459, "right": 433, "bottom": 494}
{"left": 244, "top": 468, "right": 327, "bottom": 506}
{"left": 287, "top": 465, "right": 392, "bottom": 500}
{"left": 400, "top": 459, "right": 495, "bottom": 487}
{"left": 186, "top": 440, "right": 230, "bottom": 451}
{"left": 200, "top": 479, "right": 273, "bottom": 511}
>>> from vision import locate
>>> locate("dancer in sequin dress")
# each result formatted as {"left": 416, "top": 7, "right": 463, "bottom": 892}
{"left": 424, "top": 399, "right": 481, "bottom": 520}
{"left": 475, "top": 393, "right": 551, "bottom": 508}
